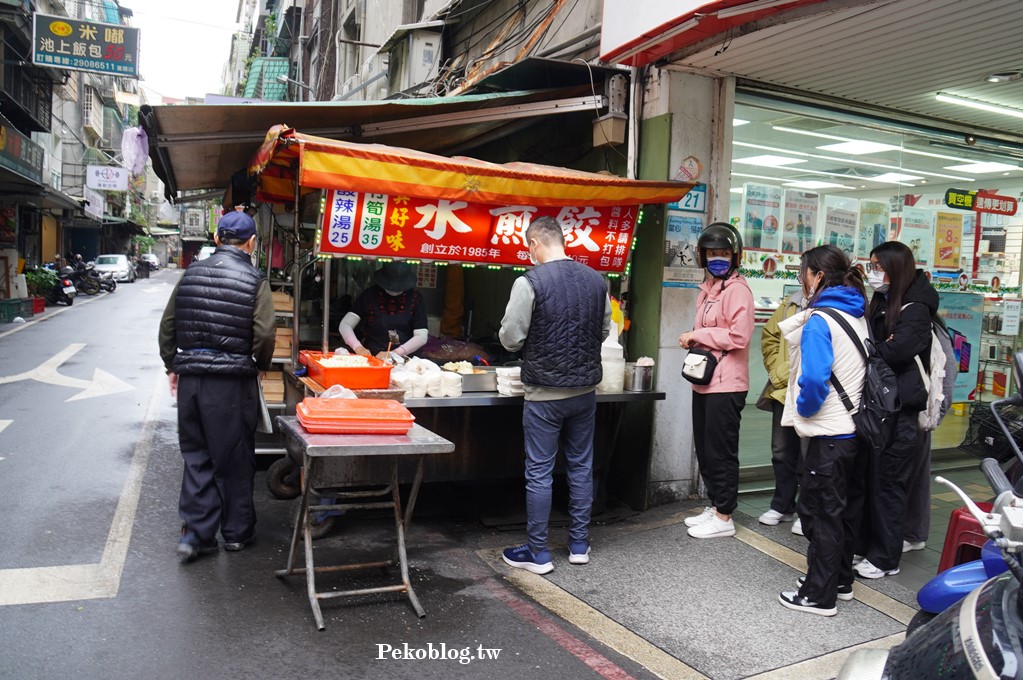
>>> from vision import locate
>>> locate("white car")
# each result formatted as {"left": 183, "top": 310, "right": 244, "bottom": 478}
{"left": 141, "top": 253, "right": 160, "bottom": 270}
{"left": 196, "top": 246, "right": 216, "bottom": 261}
{"left": 93, "top": 254, "right": 137, "bottom": 283}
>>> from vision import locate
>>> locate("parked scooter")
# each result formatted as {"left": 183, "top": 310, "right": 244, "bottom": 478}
{"left": 71, "top": 262, "right": 101, "bottom": 295}
{"left": 49, "top": 266, "right": 77, "bottom": 305}
{"left": 838, "top": 352, "right": 1023, "bottom": 679}
{"left": 87, "top": 263, "right": 116, "bottom": 292}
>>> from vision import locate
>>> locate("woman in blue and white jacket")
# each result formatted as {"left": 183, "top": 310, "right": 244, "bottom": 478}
{"left": 777, "top": 245, "right": 869, "bottom": 617}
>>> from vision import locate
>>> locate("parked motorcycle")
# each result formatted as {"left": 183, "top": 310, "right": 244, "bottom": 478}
{"left": 71, "top": 263, "right": 101, "bottom": 295}
{"left": 49, "top": 266, "right": 76, "bottom": 305}
{"left": 87, "top": 263, "right": 116, "bottom": 292}
{"left": 838, "top": 351, "right": 1023, "bottom": 679}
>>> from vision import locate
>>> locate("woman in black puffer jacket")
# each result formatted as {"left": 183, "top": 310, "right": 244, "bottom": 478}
{"left": 855, "top": 241, "right": 938, "bottom": 580}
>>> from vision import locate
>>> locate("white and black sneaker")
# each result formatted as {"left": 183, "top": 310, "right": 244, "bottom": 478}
{"left": 797, "top": 576, "right": 854, "bottom": 601}
{"left": 778, "top": 591, "right": 837, "bottom": 617}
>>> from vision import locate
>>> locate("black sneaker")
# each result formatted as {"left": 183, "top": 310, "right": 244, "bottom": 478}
{"left": 177, "top": 530, "right": 218, "bottom": 563}
{"left": 797, "top": 576, "right": 854, "bottom": 601}
{"left": 778, "top": 591, "right": 837, "bottom": 617}
{"left": 224, "top": 535, "right": 255, "bottom": 552}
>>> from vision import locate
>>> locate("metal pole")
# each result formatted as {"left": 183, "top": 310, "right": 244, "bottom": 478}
{"left": 321, "top": 257, "right": 331, "bottom": 353}
{"left": 292, "top": 179, "right": 301, "bottom": 365}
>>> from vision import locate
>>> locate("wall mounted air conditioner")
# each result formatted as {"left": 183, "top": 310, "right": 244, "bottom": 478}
{"left": 387, "top": 28, "right": 441, "bottom": 95}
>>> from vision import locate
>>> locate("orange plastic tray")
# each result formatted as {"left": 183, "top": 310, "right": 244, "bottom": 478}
{"left": 296, "top": 398, "right": 414, "bottom": 434}
{"left": 302, "top": 352, "right": 393, "bottom": 390}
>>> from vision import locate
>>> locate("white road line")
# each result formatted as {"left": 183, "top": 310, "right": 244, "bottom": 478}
{"left": 0, "top": 378, "right": 165, "bottom": 606}
{"left": 0, "top": 343, "right": 134, "bottom": 400}
{"left": 0, "top": 419, "right": 9, "bottom": 461}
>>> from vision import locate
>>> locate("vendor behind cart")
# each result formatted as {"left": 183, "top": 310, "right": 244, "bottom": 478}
{"left": 338, "top": 261, "right": 428, "bottom": 360}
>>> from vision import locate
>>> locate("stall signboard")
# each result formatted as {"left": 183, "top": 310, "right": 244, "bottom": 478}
{"left": 781, "top": 190, "right": 818, "bottom": 254}
{"left": 933, "top": 211, "right": 963, "bottom": 270}
{"left": 898, "top": 207, "right": 933, "bottom": 268}
{"left": 86, "top": 165, "right": 129, "bottom": 191}
{"left": 937, "top": 291, "right": 984, "bottom": 402}
{"left": 32, "top": 13, "right": 139, "bottom": 77}
{"left": 318, "top": 189, "right": 637, "bottom": 272}
{"left": 823, "top": 195, "right": 858, "bottom": 258}
{"left": 741, "top": 183, "right": 782, "bottom": 251}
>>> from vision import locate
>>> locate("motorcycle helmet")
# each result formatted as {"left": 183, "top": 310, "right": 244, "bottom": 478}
{"left": 697, "top": 222, "right": 743, "bottom": 268}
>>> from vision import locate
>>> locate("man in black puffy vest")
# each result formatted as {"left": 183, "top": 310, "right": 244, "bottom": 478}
{"left": 158, "top": 210, "right": 275, "bottom": 563}
{"left": 498, "top": 216, "right": 611, "bottom": 575}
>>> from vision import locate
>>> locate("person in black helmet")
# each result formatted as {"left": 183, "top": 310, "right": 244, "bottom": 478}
{"left": 678, "top": 223, "right": 755, "bottom": 539}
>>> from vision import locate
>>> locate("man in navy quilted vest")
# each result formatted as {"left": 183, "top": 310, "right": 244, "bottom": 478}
{"left": 158, "top": 209, "right": 275, "bottom": 563}
{"left": 498, "top": 216, "right": 612, "bottom": 574}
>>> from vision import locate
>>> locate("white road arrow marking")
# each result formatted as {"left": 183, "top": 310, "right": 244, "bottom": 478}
{"left": 0, "top": 419, "right": 9, "bottom": 461}
{"left": 0, "top": 343, "right": 134, "bottom": 401}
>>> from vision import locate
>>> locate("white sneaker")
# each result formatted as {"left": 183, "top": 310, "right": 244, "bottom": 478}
{"left": 687, "top": 515, "right": 735, "bottom": 539}
{"left": 791, "top": 518, "right": 804, "bottom": 536}
{"left": 759, "top": 509, "right": 794, "bottom": 526}
{"left": 903, "top": 540, "right": 926, "bottom": 553}
{"left": 684, "top": 507, "right": 715, "bottom": 527}
{"left": 853, "top": 558, "right": 900, "bottom": 579}
{"left": 852, "top": 554, "right": 865, "bottom": 566}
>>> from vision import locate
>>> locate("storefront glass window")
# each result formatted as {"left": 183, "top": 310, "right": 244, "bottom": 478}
{"left": 728, "top": 97, "right": 1023, "bottom": 480}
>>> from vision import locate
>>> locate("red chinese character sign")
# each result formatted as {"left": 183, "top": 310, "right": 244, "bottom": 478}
{"left": 319, "top": 189, "right": 637, "bottom": 272}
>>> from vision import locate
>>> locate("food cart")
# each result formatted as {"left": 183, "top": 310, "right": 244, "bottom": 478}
{"left": 245, "top": 124, "right": 691, "bottom": 503}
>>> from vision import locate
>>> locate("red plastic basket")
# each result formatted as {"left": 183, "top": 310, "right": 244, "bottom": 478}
{"left": 302, "top": 352, "right": 393, "bottom": 390}
{"left": 296, "top": 398, "right": 414, "bottom": 434}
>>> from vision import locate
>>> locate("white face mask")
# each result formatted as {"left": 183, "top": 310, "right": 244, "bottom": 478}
{"left": 867, "top": 270, "right": 888, "bottom": 292}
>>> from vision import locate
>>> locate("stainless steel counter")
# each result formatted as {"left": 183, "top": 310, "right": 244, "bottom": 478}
{"left": 403, "top": 390, "right": 665, "bottom": 408}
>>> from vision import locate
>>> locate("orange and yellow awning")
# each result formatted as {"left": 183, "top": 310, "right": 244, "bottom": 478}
{"left": 249, "top": 126, "right": 692, "bottom": 207}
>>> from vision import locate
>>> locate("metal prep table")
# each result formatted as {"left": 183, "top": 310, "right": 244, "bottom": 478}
{"left": 274, "top": 416, "right": 455, "bottom": 630}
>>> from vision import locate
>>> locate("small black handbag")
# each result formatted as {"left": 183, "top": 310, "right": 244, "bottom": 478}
{"left": 681, "top": 348, "right": 721, "bottom": 385}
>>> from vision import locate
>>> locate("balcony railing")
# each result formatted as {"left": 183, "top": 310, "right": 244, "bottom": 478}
{"left": 0, "top": 64, "right": 52, "bottom": 132}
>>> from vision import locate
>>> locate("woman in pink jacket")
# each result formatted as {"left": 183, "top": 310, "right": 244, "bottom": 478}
{"left": 679, "top": 223, "right": 756, "bottom": 539}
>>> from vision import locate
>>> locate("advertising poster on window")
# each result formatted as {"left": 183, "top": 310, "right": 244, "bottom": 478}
{"left": 741, "top": 183, "right": 782, "bottom": 251}
{"left": 823, "top": 195, "right": 859, "bottom": 257}
{"left": 933, "top": 211, "right": 964, "bottom": 270}
{"left": 937, "top": 292, "right": 984, "bottom": 402}
{"left": 898, "top": 207, "right": 933, "bottom": 268}
{"left": 781, "top": 190, "right": 819, "bottom": 254}
{"left": 318, "top": 189, "right": 636, "bottom": 272}
{"left": 856, "top": 200, "right": 890, "bottom": 260}
{"left": 663, "top": 212, "right": 704, "bottom": 286}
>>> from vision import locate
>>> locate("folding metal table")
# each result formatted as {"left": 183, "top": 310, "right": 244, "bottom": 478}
{"left": 274, "top": 416, "right": 455, "bottom": 630}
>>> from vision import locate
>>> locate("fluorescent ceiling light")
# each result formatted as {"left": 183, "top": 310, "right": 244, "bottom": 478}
{"left": 783, "top": 180, "right": 855, "bottom": 190}
{"left": 817, "top": 140, "right": 901, "bottom": 155}
{"left": 943, "top": 161, "right": 1019, "bottom": 173}
{"left": 733, "top": 154, "right": 806, "bottom": 167}
{"left": 936, "top": 93, "right": 1023, "bottom": 120}
{"left": 870, "top": 173, "right": 923, "bottom": 183}
{"left": 733, "top": 118, "right": 750, "bottom": 126}
{"left": 733, "top": 141, "right": 974, "bottom": 181}
{"left": 717, "top": 0, "right": 798, "bottom": 18}
{"left": 730, "top": 187, "right": 744, "bottom": 193}
{"left": 771, "top": 125, "right": 972, "bottom": 163}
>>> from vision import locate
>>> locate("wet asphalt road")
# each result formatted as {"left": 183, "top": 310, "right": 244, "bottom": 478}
{"left": 0, "top": 271, "right": 659, "bottom": 680}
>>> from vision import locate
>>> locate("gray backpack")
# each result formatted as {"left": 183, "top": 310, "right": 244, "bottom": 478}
{"left": 908, "top": 303, "right": 958, "bottom": 431}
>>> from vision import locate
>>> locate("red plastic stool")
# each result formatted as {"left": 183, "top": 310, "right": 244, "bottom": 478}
{"left": 938, "top": 502, "right": 994, "bottom": 573}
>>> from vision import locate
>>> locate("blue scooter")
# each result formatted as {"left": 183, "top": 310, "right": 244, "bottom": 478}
{"left": 908, "top": 398, "right": 1023, "bottom": 634}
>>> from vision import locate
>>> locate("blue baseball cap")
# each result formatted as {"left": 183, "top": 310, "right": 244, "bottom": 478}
{"left": 217, "top": 210, "right": 256, "bottom": 240}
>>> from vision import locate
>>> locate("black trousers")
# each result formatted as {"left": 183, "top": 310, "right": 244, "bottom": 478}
{"left": 857, "top": 410, "right": 925, "bottom": 571}
{"left": 692, "top": 391, "right": 746, "bottom": 516}
{"left": 797, "top": 437, "right": 866, "bottom": 608}
{"left": 177, "top": 374, "right": 259, "bottom": 544}
{"left": 769, "top": 401, "right": 803, "bottom": 515}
